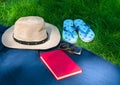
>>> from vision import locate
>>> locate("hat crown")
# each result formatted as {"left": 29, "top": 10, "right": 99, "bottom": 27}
{"left": 14, "top": 16, "right": 47, "bottom": 41}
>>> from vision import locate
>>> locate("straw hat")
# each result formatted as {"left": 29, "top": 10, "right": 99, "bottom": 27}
{"left": 2, "top": 16, "right": 61, "bottom": 50}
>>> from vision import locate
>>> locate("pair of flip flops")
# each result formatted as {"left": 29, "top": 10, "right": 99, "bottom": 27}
{"left": 62, "top": 19, "right": 95, "bottom": 43}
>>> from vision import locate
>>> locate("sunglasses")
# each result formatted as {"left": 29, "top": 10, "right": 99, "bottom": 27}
{"left": 58, "top": 42, "right": 82, "bottom": 55}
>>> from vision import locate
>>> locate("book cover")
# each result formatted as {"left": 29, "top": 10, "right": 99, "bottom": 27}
{"left": 40, "top": 49, "right": 82, "bottom": 80}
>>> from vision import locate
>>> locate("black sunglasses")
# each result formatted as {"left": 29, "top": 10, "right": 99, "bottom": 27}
{"left": 58, "top": 42, "right": 82, "bottom": 55}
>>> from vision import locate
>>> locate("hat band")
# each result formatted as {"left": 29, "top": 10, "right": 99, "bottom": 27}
{"left": 13, "top": 33, "right": 48, "bottom": 45}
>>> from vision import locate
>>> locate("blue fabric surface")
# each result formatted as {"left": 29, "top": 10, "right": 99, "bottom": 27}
{"left": 0, "top": 25, "right": 8, "bottom": 50}
{"left": 0, "top": 25, "right": 120, "bottom": 85}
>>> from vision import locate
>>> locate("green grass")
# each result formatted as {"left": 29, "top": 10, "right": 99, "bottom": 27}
{"left": 0, "top": 0, "right": 120, "bottom": 66}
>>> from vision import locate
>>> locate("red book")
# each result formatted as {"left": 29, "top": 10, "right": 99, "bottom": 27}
{"left": 40, "top": 49, "right": 82, "bottom": 80}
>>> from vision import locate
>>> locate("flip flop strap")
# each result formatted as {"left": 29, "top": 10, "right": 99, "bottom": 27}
{"left": 78, "top": 25, "right": 90, "bottom": 37}
{"left": 64, "top": 26, "right": 76, "bottom": 38}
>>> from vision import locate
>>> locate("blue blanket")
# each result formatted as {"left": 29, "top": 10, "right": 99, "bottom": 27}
{"left": 0, "top": 25, "right": 120, "bottom": 85}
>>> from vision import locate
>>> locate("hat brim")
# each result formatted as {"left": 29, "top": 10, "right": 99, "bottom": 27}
{"left": 2, "top": 23, "right": 61, "bottom": 50}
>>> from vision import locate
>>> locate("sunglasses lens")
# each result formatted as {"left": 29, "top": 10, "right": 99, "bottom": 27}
{"left": 59, "top": 43, "right": 67, "bottom": 49}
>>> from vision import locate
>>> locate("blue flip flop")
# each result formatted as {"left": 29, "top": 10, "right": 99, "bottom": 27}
{"left": 62, "top": 19, "right": 78, "bottom": 43}
{"left": 74, "top": 19, "right": 95, "bottom": 42}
